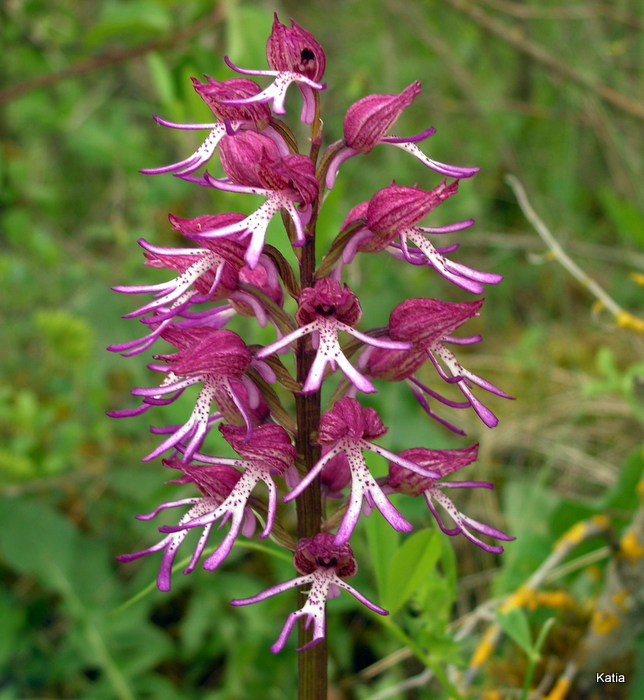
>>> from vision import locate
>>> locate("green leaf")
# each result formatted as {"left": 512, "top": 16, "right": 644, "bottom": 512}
{"left": 363, "top": 509, "right": 401, "bottom": 600}
{"left": 0, "top": 498, "right": 77, "bottom": 596}
{"left": 599, "top": 188, "right": 644, "bottom": 247}
{"left": 496, "top": 607, "right": 533, "bottom": 655}
{"left": 0, "top": 588, "right": 23, "bottom": 672}
{"left": 146, "top": 52, "right": 176, "bottom": 109}
{"left": 383, "top": 529, "right": 441, "bottom": 614}
{"left": 597, "top": 448, "right": 644, "bottom": 512}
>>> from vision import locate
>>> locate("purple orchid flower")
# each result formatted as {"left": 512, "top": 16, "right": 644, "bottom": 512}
{"left": 255, "top": 278, "right": 410, "bottom": 394}
{"left": 107, "top": 216, "right": 247, "bottom": 356}
{"left": 108, "top": 328, "right": 267, "bottom": 460}
{"left": 107, "top": 212, "right": 288, "bottom": 357}
{"left": 222, "top": 14, "right": 326, "bottom": 124}
{"left": 340, "top": 182, "right": 502, "bottom": 293}
{"left": 230, "top": 533, "right": 387, "bottom": 652}
{"left": 284, "top": 398, "right": 441, "bottom": 544}
{"left": 386, "top": 298, "right": 513, "bottom": 428}
{"left": 386, "top": 446, "right": 515, "bottom": 553}
{"left": 157, "top": 423, "right": 296, "bottom": 571}
{"left": 117, "top": 460, "right": 254, "bottom": 591}
{"left": 325, "top": 82, "right": 479, "bottom": 189}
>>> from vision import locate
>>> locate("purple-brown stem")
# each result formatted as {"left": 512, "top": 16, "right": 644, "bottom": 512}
{"left": 294, "top": 153, "right": 327, "bottom": 696}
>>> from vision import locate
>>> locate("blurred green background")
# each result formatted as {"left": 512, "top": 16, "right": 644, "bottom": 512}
{"left": 1, "top": 1, "right": 642, "bottom": 698}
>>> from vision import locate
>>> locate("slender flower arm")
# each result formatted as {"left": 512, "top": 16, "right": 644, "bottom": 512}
{"left": 382, "top": 135, "right": 479, "bottom": 178}
{"left": 140, "top": 119, "right": 231, "bottom": 175}
{"left": 333, "top": 441, "right": 413, "bottom": 545}
{"left": 360, "top": 441, "right": 441, "bottom": 479}
{"left": 426, "top": 343, "right": 514, "bottom": 428}
{"left": 425, "top": 489, "right": 514, "bottom": 554}
{"left": 402, "top": 228, "right": 502, "bottom": 293}
{"left": 283, "top": 444, "right": 344, "bottom": 503}
{"left": 256, "top": 322, "right": 316, "bottom": 358}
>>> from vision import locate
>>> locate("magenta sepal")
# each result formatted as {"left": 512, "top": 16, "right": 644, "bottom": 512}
{"left": 387, "top": 446, "right": 515, "bottom": 553}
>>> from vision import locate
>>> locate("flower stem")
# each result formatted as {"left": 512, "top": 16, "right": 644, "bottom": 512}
{"left": 295, "top": 208, "right": 326, "bottom": 698}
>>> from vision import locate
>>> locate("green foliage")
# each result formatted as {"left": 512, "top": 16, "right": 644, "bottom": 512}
{"left": 382, "top": 529, "right": 442, "bottom": 614}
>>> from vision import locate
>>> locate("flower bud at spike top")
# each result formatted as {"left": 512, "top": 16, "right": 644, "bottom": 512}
{"left": 389, "top": 298, "right": 484, "bottom": 349}
{"left": 192, "top": 76, "right": 271, "bottom": 129}
{"left": 343, "top": 82, "right": 421, "bottom": 152}
{"left": 266, "top": 14, "right": 326, "bottom": 82}
{"left": 294, "top": 533, "right": 357, "bottom": 578}
{"left": 296, "top": 278, "right": 362, "bottom": 326}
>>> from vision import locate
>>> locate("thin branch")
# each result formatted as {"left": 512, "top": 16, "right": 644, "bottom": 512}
{"left": 0, "top": 8, "right": 225, "bottom": 105}
{"left": 458, "top": 231, "right": 644, "bottom": 270}
{"left": 444, "top": 0, "right": 644, "bottom": 121}
{"left": 482, "top": 0, "right": 643, "bottom": 28}
{"left": 506, "top": 174, "right": 644, "bottom": 333}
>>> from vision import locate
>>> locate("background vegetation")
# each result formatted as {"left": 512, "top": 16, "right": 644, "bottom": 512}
{"left": 1, "top": 1, "right": 642, "bottom": 698}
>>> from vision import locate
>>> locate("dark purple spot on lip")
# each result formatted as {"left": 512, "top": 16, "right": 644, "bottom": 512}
{"left": 316, "top": 556, "right": 337, "bottom": 568}
{"left": 315, "top": 304, "right": 335, "bottom": 317}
